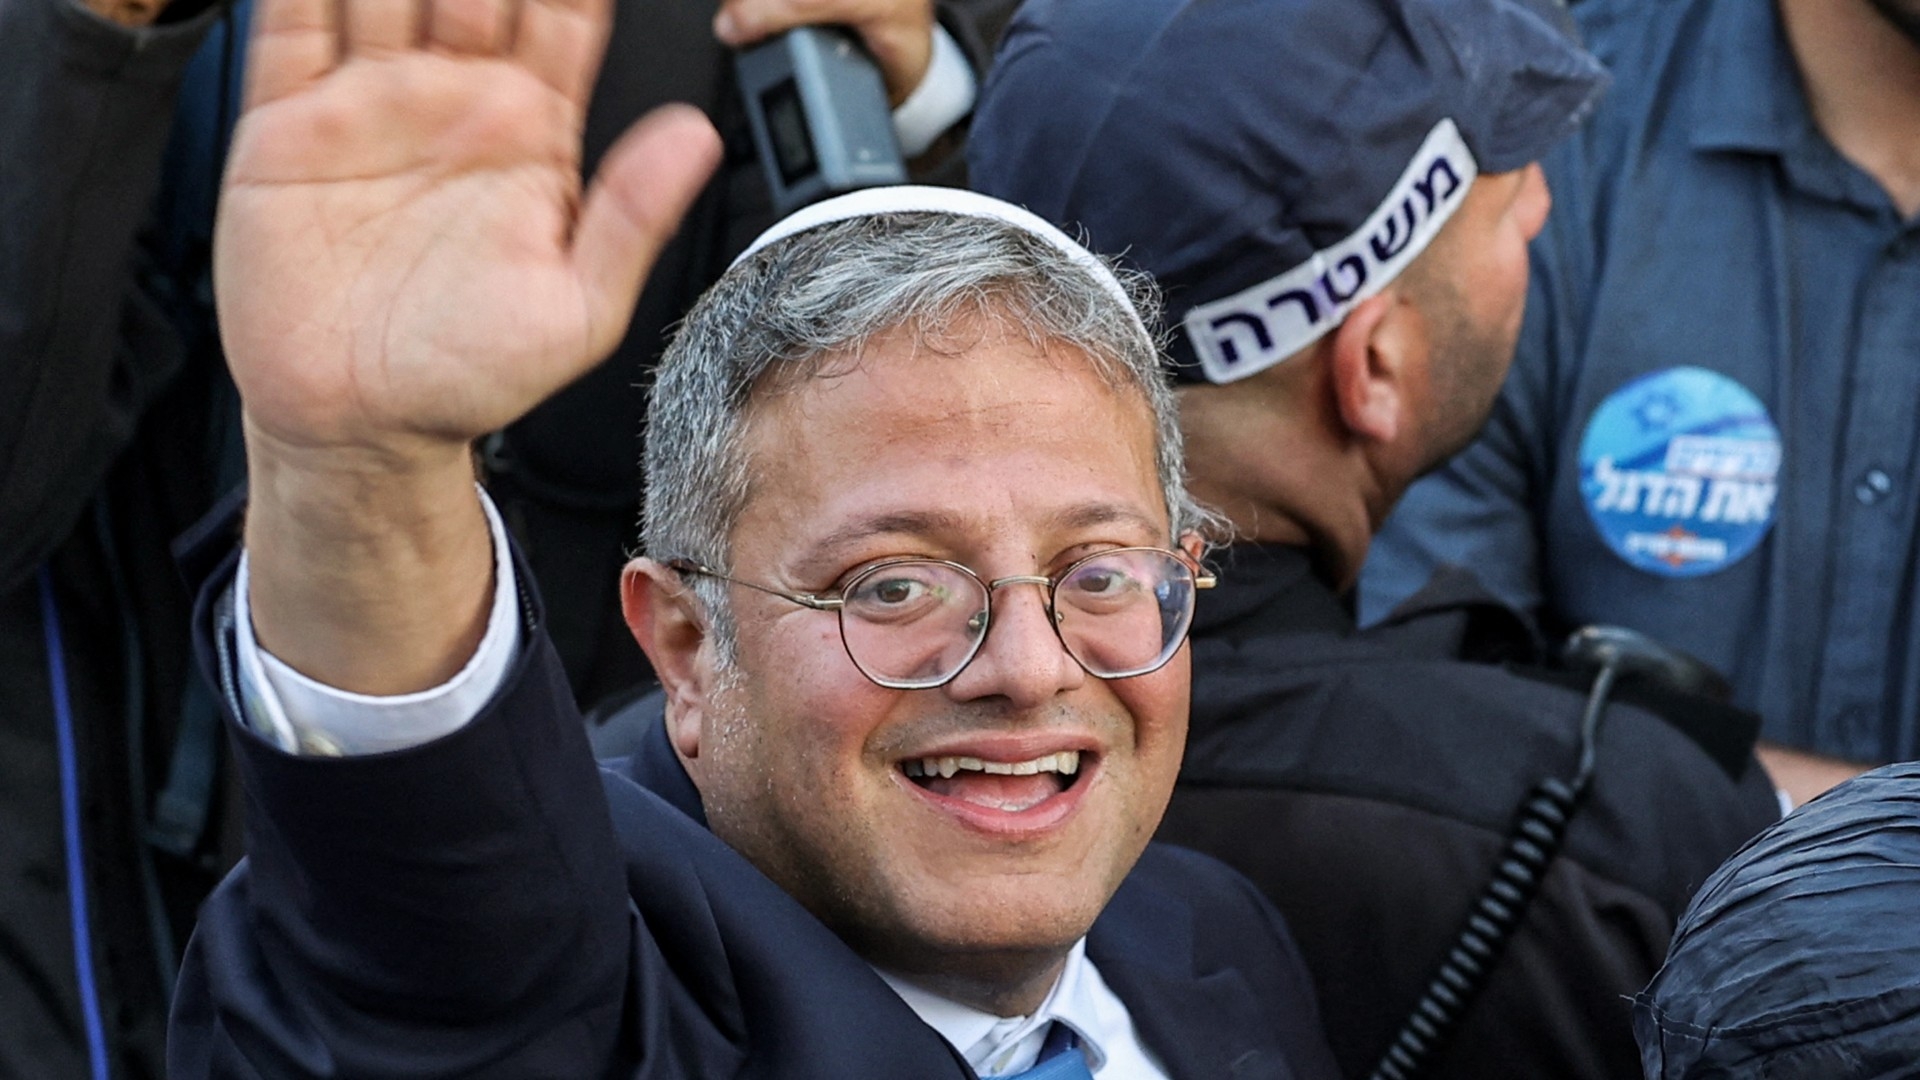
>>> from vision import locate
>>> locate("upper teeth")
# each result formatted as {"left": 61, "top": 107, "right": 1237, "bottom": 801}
{"left": 903, "top": 751, "right": 1082, "bottom": 780}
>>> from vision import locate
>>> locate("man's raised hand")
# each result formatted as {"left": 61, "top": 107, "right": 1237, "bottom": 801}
{"left": 216, "top": 0, "right": 721, "bottom": 463}
{"left": 217, "top": 0, "right": 718, "bottom": 695}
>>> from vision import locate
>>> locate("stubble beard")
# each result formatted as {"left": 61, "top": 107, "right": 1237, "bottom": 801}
{"left": 1418, "top": 279, "right": 1515, "bottom": 476}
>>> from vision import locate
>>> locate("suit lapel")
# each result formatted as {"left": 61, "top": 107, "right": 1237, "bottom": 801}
{"left": 1088, "top": 870, "right": 1298, "bottom": 1080}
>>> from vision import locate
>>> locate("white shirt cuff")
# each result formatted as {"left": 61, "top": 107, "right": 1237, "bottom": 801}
{"left": 233, "top": 487, "right": 524, "bottom": 757}
{"left": 891, "top": 24, "right": 975, "bottom": 158}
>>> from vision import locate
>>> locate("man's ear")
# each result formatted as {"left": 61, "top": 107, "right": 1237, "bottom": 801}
{"left": 1178, "top": 530, "right": 1208, "bottom": 564}
{"left": 1328, "top": 289, "right": 1425, "bottom": 445}
{"left": 621, "top": 558, "right": 712, "bottom": 761}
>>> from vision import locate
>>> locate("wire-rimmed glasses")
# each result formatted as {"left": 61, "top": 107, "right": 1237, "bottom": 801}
{"left": 666, "top": 547, "right": 1217, "bottom": 690}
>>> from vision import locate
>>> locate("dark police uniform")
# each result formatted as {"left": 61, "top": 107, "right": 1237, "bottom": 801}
{"left": 1158, "top": 543, "right": 1782, "bottom": 1080}
{"left": 1366, "top": 0, "right": 1920, "bottom": 763}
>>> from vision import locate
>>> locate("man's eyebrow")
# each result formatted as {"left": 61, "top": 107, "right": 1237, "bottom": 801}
{"left": 800, "top": 510, "right": 974, "bottom": 570}
{"left": 1048, "top": 502, "right": 1167, "bottom": 538}
{"left": 797, "top": 502, "right": 1169, "bottom": 574}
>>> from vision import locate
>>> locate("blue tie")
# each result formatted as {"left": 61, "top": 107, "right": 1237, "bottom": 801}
{"left": 1002, "top": 1022, "right": 1094, "bottom": 1080}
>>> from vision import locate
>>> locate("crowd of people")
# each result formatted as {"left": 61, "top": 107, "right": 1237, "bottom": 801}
{"left": 2, "top": 0, "right": 1917, "bottom": 1076}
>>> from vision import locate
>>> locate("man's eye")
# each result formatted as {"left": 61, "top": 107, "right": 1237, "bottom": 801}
{"left": 1059, "top": 558, "right": 1151, "bottom": 614}
{"left": 844, "top": 568, "right": 956, "bottom": 624}
{"left": 869, "top": 578, "right": 927, "bottom": 605}
{"left": 1067, "top": 566, "right": 1131, "bottom": 595}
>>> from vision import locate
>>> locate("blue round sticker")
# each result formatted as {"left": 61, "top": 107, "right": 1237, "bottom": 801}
{"left": 1578, "top": 367, "right": 1781, "bottom": 578}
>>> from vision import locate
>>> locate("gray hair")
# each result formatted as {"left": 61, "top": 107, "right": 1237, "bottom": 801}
{"left": 641, "top": 210, "right": 1211, "bottom": 657}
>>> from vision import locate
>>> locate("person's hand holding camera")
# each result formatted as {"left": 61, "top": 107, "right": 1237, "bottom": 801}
{"left": 713, "top": 0, "right": 937, "bottom": 105}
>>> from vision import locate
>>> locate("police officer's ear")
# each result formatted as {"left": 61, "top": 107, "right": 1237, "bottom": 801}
{"left": 1326, "top": 288, "right": 1427, "bottom": 448}
{"left": 621, "top": 558, "right": 719, "bottom": 764}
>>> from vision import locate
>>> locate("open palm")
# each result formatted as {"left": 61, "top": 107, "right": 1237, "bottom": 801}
{"left": 215, "top": 0, "right": 719, "bottom": 456}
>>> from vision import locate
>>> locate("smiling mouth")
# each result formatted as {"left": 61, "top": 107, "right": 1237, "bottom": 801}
{"left": 901, "top": 752, "right": 1085, "bottom": 813}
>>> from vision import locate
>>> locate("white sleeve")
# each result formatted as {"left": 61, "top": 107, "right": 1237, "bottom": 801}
{"left": 891, "top": 24, "right": 976, "bottom": 158}
{"left": 233, "top": 488, "right": 524, "bottom": 757}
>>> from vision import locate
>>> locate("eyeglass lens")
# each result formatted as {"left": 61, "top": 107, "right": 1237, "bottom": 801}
{"left": 836, "top": 550, "right": 1198, "bottom": 689}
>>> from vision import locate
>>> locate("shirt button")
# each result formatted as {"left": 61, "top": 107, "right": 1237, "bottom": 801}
{"left": 1856, "top": 469, "right": 1895, "bottom": 505}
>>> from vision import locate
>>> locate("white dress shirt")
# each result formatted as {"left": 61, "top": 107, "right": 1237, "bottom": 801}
{"left": 233, "top": 487, "right": 522, "bottom": 757}
{"left": 891, "top": 24, "right": 976, "bottom": 158}
{"left": 879, "top": 940, "right": 1170, "bottom": 1078}
{"left": 234, "top": 489, "right": 1168, "bottom": 1077}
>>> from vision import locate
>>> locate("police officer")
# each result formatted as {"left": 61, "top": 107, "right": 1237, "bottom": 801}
{"left": 1365, "top": 0, "right": 1920, "bottom": 805}
{"left": 970, "top": 0, "right": 1784, "bottom": 1076}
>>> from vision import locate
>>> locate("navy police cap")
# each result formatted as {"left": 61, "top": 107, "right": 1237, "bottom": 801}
{"left": 968, "top": 0, "right": 1608, "bottom": 384}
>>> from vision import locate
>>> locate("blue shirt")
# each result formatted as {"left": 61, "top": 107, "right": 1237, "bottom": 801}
{"left": 1363, "top": 0, "right": 1920, "bottom": 762}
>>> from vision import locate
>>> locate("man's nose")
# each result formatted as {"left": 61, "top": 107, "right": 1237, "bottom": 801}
{"left": 943, "top": 581, "right": 1087, "bottom": 708}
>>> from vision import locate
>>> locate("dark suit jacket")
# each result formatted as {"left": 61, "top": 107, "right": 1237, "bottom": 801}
{"left": 167, "top": 543, "right": 1340, "bottom": 1079}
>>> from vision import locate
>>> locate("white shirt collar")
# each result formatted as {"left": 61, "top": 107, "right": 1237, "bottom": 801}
{"left": 877, "top": 938, "right": 1109, "bottom": 1076}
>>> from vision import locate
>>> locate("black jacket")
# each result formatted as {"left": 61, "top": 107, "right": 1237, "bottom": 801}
{"left": 1, "top": 1, "right": 240, "bottom": 1073}
{"left": 1157, "top": 543, "right": 1782, "bottom": 1080}
{"left": 168, "top": 537, "right": 1343, "bottom": 1080}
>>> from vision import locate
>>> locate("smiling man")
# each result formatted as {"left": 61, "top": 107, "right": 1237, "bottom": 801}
{"left": 622, "top": 210, "right": 1212, "bottom": 1027}
{"left": 159, "top": 0, "right": 1340, "bottom": 1065}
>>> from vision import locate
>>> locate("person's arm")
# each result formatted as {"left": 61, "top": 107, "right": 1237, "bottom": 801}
{"left": 711, "top": 0, "right": 1007, "bottom": 160}
{"left": 0, "top": 0, "right": 231, "bottom": 589}
{"left": 171, "top": 527, "right": 659, "bottom": 1077}
{"left": 231, "top": 487, "right": 524, "bottom": 756}
{"left": 1755, "top": 742, "right": 1875, "bottom": 810}
{"left": 165, "top": 0, "right": 717, "bottom": 1068}
{"left": 221, "top": 0, "right": 718, "bottom": 692}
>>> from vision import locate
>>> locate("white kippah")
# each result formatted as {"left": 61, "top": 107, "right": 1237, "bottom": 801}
{"left": 732, "top": 185, "right": 1148, "bottom": 343}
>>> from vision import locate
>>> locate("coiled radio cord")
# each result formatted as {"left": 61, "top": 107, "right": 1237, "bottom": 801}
{"left": 1366, "top": 647, "right": 1627, "bottom": 1080}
